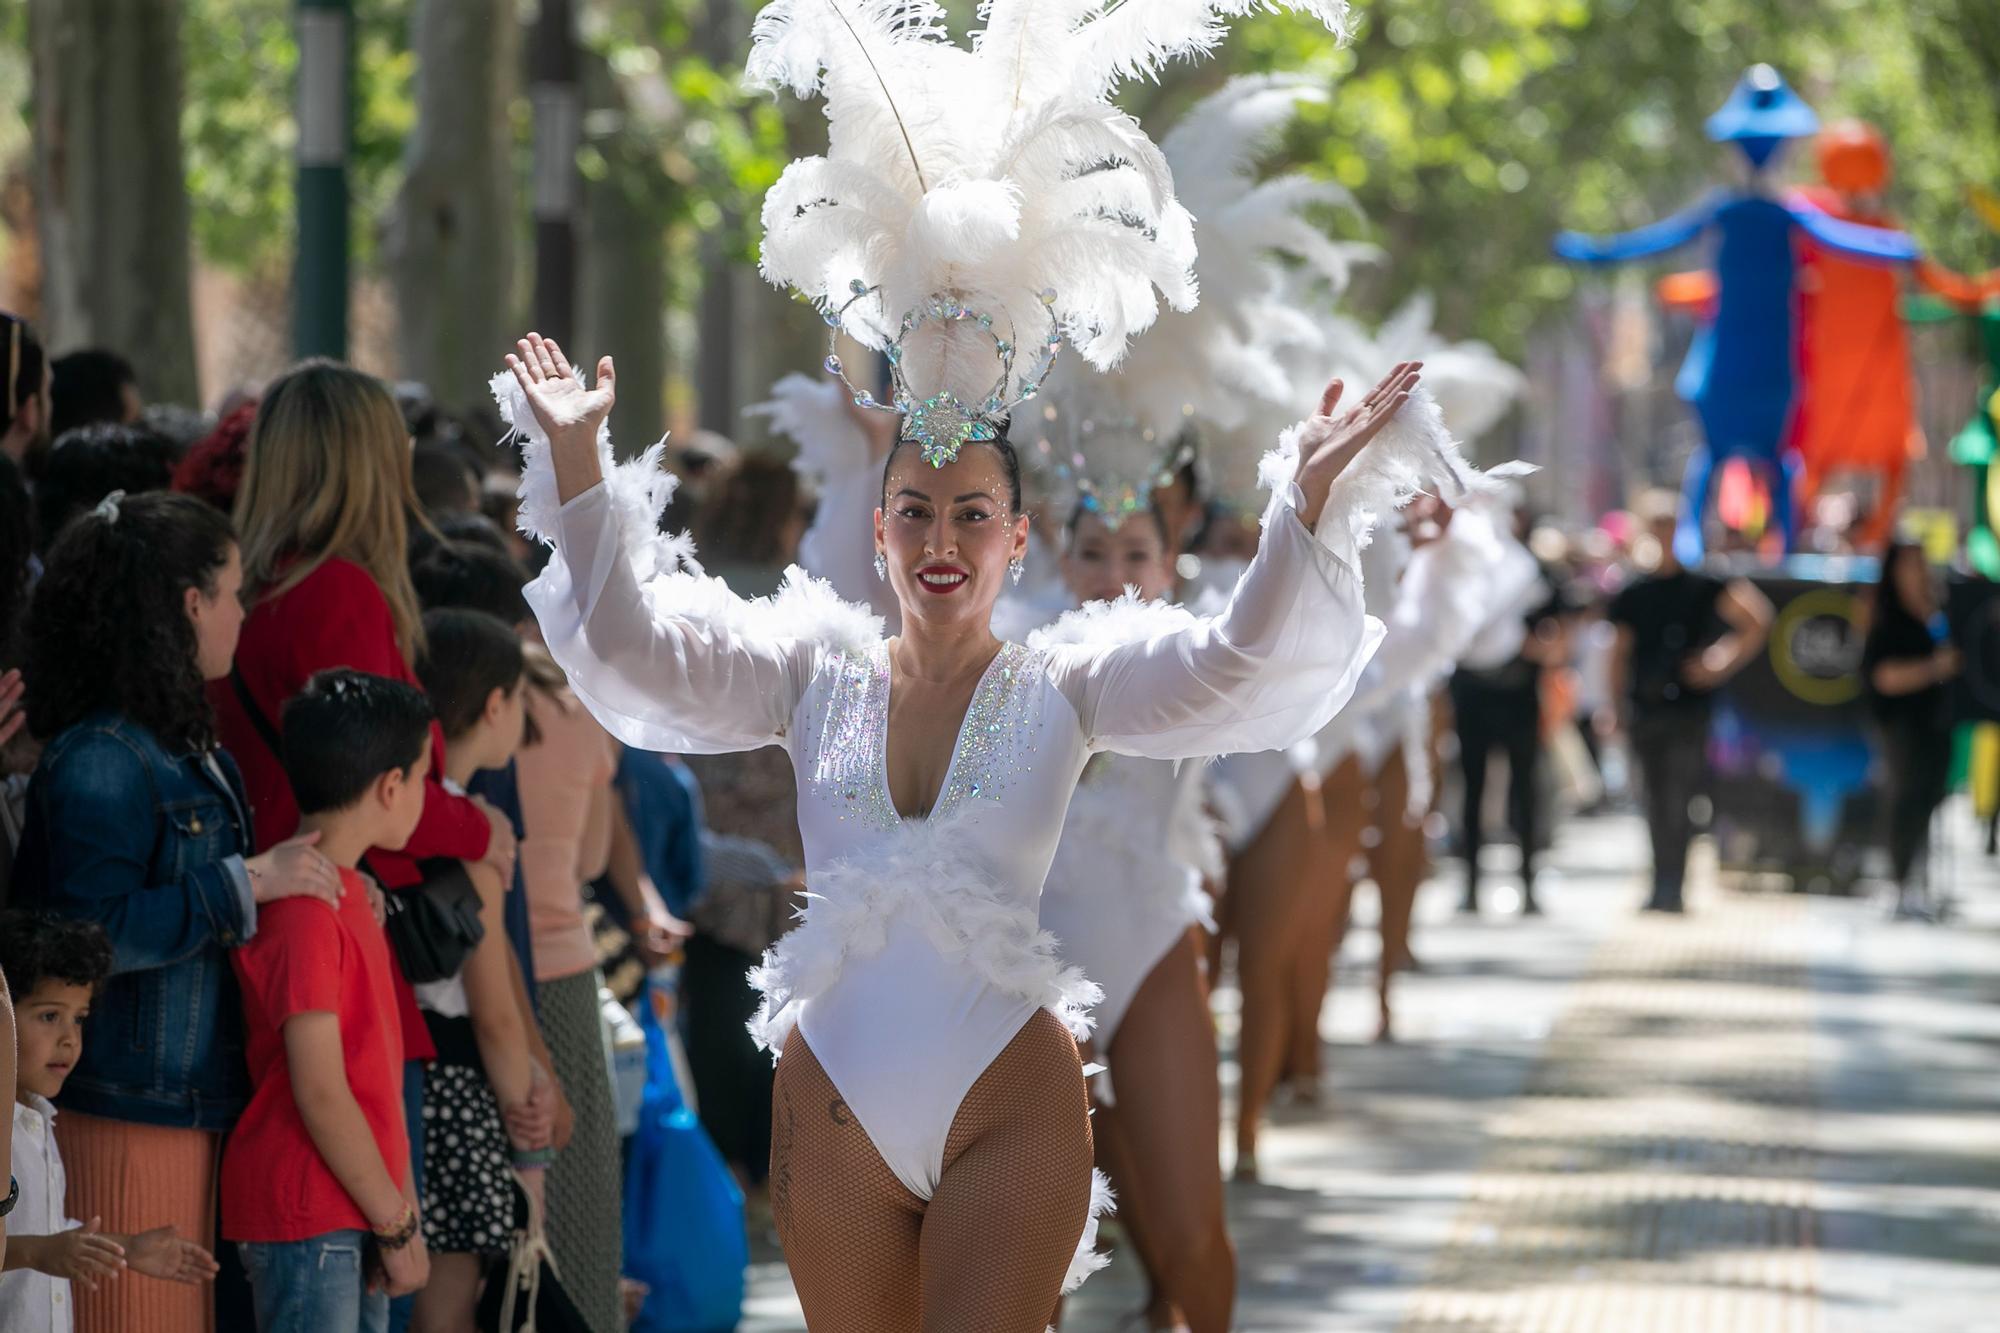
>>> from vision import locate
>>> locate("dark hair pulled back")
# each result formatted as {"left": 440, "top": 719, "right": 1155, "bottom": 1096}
{"left": 879, "top": 433, "right": 1023, "bottom": 514}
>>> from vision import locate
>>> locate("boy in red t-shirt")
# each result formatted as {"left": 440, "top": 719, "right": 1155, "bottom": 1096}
{"left": 223, "top": 671, "right": 435, "bottom": 1332}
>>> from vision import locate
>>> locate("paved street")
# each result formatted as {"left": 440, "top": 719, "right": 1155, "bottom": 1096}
{"left": 743, "top": 807, "right": 2000, "bottom": 1331}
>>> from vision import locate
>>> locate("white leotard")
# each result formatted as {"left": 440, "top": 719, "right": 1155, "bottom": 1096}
{"left": 528, "top": 476, "right": 1380, "bottom": 1209}
{"left": 1036, "top": 750, "right": 1218, "bottom": 1057}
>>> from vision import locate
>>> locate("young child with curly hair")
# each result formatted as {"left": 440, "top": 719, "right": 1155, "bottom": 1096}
{"left": 0, "top": 910, "right": 219, "bottom": 1331}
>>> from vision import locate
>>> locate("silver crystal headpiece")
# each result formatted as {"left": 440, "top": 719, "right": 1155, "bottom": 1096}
{"left": 819, "top": 279, "right": 1064, "bottom": 468}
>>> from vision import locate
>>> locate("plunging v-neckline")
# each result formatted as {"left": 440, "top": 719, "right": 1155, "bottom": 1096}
{"left": 878, "top": 642, "right": 1011, "bottom": 822}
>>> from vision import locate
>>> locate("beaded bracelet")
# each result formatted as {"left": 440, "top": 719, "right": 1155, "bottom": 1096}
{"left": 371, "top": 1202, "right": 420, "bottom": 1252}
{"left": 510, "top": 1145, "right": 556, "bottom": 1171}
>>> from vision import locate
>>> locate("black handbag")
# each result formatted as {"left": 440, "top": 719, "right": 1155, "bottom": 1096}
{"left": 228, "top": 668, "right": 485, "bottom": 982}
{"left": 381, "top": 857, "right": 487, "bottom": 984}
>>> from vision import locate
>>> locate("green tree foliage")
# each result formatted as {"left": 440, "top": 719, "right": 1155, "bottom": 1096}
{"left": 1216, "top": 0, "right": 2000, "bottom": 355}
{"left": 12, "top": 0, "right": 1989, "bottom": 384}
{"left": 181, "top": 0, "right": 412, "bottom": 277}
{"left": 174, "top": 0, "right": 786, "bottom": 291}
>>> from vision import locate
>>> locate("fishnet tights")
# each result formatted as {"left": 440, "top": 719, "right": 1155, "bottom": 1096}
{"left": 1220, "top": 772, "right": 1347, "bottom": 1164}
{"left": 771, "top": 1009, "right": 1095, "bottom": 1331}
{"left": 1093, "top": 931, "right": 1235, "bottom": 1333}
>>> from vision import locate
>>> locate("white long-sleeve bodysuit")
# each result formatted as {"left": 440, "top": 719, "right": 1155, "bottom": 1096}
{"left": 1021, "top": 598, "right": 1228, "bottom": 1061}
{"left": 1036, "top": 749, "right": 1219, "bottom": 1055}
{"left": 1210, "top": 504, "right": 1541, "bottom": 851}
{"left": 527, "top": 474, "right": 1381, "bottom": 1215}
{"left": 773, "top": 390, "right": 1226, "bottom": 1067}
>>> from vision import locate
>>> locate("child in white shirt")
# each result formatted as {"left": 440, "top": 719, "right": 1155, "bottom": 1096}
{"left": 0, "top": 911, "right": 216, "bottom": 1333}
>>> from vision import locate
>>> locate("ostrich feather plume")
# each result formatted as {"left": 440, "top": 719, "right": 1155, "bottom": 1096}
{"left": 1030, "top": 74, "right": 1370, "bottom": 525}
{"left": 748, "top": 0, "right": 1348, "bottom": 422}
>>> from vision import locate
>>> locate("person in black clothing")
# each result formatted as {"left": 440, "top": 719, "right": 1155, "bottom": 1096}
{"left": 1606, "top": 499, "right": 1773, "bottom": 913}
{"left": 1453, "top": 553, "right": 1568, "bottom": 916}
{"left": 1860, "top": 541, "right": 1960, "bottom": 918}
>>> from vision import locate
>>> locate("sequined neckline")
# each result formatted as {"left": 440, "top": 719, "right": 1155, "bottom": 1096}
{"left": 807, "top": 640, "right": 1041, "bottom": 832}
{"left": 880, "top": 640, "right": 1031, "bottom": 823}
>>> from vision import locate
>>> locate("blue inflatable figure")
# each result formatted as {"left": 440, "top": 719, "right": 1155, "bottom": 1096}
{"left": 1556, "top": 65, "right": 1920, "bottom": 563}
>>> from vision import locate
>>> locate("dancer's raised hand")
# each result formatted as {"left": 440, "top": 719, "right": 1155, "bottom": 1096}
{"left": 1291, "top": 361, "right": 1423, "bottom": 529}
{"left": 506, "top": 332, "right": 616, "bottom": 501}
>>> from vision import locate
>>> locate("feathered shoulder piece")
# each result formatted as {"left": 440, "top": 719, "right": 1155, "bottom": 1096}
{"left": 747, "top": 372, "right": 873, "bottom": 488}
{"left": 748, "top": 0, "right": 1347, "bottom": 469}
{"left": 491, "top": 371, "right": 885, "bottom": 659}
{"left": 1028, "top": 588, "right": 1201, "bottom": 655}
{"left": 1030, "top": 71, "right": 1369, "bottom": 528}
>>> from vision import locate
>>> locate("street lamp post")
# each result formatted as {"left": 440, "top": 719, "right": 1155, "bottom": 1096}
{"left": 530, "top": 0, "right": 580, "bottom": 347}
{"left": 295, "top": 0, "right": 351, "bottom": 360}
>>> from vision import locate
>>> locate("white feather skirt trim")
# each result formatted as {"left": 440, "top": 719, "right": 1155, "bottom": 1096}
{"left": 746, "top": 810, "right": 1104, "bottom": 1055}
{"left": 1063, "top": 1169, "right": 1118, "bottom": 1295}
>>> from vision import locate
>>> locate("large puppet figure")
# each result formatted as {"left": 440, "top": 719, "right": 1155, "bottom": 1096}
{"left": 1937, "top": 189, "right": 2000, "bottom": 577}
{"left": 1556, "top": 65, "right": 1918, "bottom": 563}
{"left": 1790, "top": 122, "right": 1992, "bottom": 549}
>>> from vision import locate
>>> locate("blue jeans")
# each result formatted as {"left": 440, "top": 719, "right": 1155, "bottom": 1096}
{"left": 239, "top": 1230, "right": 387, "bottom": 1333}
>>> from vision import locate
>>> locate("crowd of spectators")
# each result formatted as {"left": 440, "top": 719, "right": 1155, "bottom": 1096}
{"left": 0, "top": 303, "right": 1970, "bottom": 1328}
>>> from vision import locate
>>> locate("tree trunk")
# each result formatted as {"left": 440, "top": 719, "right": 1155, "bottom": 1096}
{"left": 29, "top": 0, "right": 198, "bottom": 404}
{"left": 528, "top": 0, "right": 579, "bottom": 347}
{"left": 577, "top": 49, "right": 667, "bottom": 461}
{"left": 386, "top": 0, "right": 517, "bottom": 415}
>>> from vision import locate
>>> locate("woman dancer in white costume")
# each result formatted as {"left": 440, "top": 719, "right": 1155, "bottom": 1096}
{"left": 504, "top": 320, "right": 1410, "bottom": 1325}
{"left": 1214, "top": 306, "right": 1536, "bottom": 1173}
{"left": 747, "top": 68, "right": 1406, "bottom": 1329}
{"left": 764, "top": 380, "right": 1235, "bottom": 1326}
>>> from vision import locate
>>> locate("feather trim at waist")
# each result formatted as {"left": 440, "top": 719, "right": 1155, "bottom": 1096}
{"left": 745, "top": 843, "right": 1103, "bottom": 1054}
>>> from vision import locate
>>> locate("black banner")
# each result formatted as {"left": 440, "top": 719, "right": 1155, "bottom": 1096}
{"left": 1946, "top": 574, "right": 2000, "bottom": 723}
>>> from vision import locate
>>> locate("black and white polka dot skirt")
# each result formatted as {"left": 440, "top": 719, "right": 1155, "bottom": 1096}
{"left": 419, "top": 1053, "right": 520, "bottom": 1256}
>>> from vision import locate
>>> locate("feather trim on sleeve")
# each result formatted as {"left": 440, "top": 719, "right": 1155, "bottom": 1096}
{"left": 1256, "top": 383, "right": 1503, "bottom": 556}
{"left": 491, "top": 369, "right": 884, "bottom": 658}
{"left": 1027, "top": 589, "right": 1202, "bottom": 654}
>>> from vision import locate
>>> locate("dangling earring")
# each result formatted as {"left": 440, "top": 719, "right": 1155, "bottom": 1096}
{"left": 874, "top": 552, "right": 888, "bottom": 582}
{"left": 1009, "top": 557, "right": 1026, "bottom": 586}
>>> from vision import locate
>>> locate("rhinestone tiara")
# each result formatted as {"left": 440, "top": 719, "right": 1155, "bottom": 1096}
{"left": 819, "top": 280, "right": 1064, "bottom": 467}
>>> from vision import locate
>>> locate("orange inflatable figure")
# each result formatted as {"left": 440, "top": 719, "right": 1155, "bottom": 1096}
{"left": 1789, "top": 122, "right": 1985, "bottom": 547}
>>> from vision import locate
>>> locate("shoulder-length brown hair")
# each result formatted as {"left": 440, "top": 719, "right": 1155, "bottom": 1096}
{"left": 234, "top": 359, "right": 431, "bottom": 658}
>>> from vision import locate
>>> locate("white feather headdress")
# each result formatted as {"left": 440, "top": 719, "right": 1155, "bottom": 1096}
{"left": 1251, "top": 293, "right": 1533, "bottom": 552}
{"left": 1029, "top": 73, "right": 1372, "bottom": 527}
{"left": 1319, "top": 292, "right": 1526, "bottom": 444}
{"left": 748, "top": 0, "right": 1349, "bottom": 466}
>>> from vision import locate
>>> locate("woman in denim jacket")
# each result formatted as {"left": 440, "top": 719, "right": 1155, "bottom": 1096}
{"left": 10, "top": 492, "right": 340, "bottom": 1333}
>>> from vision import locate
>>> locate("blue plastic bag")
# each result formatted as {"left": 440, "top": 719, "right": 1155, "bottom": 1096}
{"left": 624, "top": 980, "right": 748, "bottom": 1332}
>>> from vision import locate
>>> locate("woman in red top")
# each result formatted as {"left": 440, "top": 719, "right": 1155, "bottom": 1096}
{"left": 209, "top": 361, "right": 518, "bottom": 1188}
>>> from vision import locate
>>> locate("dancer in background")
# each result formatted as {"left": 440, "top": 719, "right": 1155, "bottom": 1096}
{"left": 1215, "top": 301, "right": 1535, "bottom": 1172}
